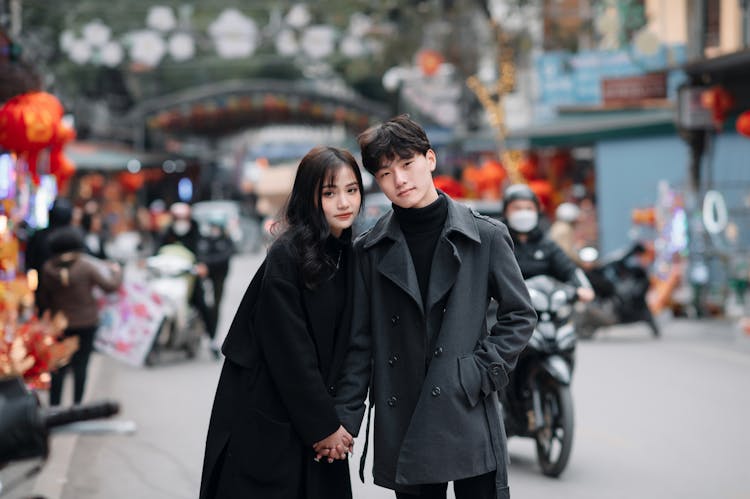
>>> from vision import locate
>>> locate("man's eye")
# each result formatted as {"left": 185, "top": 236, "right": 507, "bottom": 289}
{"left": 378, "top": 172, "right": 390, "bottom": 178}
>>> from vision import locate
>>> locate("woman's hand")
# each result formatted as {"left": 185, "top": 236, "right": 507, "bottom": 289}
{"left": 312, "top": 425, "right": 353, "bottom": 463}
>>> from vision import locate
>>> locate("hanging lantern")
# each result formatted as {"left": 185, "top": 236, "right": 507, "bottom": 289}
{"left": 118, "top": 171, "right": 144, "bottom": 192}
{"left": 736, "top": 110, "right": 750, "bottom": 138}
{"left": 700, "top": 86, "right": 734, "bottom": 129}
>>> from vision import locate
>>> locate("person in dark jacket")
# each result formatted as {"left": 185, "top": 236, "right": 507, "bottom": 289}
{"left": 199, "top": 146, "right": 364, "bottom": 499}
{"left": 37, "top": 226, "right": 123, "bottom": 405}
{"left": 501, "top": 184, "right": 594, "bottom": 301}
{"left": 25, "top": 198, "right": 73, "bottom": 273}
{"left": 326, "top": 115, "right": 537, "bottom": 499}
{"left": 158, "top": 202, "right": 215, "bottom": 349}
{"left": 196, "top": 216, "right": 235, "bottom": 355}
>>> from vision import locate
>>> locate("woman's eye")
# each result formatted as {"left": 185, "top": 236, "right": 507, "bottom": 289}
{"left": 347, "top": 187, "right": 359, "bottom": 194}
{"left": 323, "top": 191, "right": 334, "bottom": 197}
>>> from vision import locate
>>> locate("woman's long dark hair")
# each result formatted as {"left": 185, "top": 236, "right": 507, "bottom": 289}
{"left": 278, "top": 146, "right": 364, "bottom": 289}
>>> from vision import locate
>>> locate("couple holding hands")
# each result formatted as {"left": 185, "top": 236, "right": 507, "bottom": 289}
{"left": 199, "top": 115, "right": 537, "bottom": 499}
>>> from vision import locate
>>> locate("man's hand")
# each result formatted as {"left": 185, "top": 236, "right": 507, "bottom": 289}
{"left": 312, "top": 426, "right": 353, "bottom": 463}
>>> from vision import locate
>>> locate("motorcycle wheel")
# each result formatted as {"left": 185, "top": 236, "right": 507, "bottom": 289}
{"left": 535, "top": 382, "right": 574, "bottom": 477}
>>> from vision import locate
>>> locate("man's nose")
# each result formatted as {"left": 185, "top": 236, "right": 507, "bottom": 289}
{"left": 394, "top": 169, "right": 407, "bottom": 185}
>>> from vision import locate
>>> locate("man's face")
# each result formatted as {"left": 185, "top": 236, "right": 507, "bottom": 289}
{"left": 374, "top": 150, "right": 438, "bottom": 209}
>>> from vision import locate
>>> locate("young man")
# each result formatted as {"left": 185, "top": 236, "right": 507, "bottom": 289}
{"left": 326, "top": 115, "right": 536, "bottom": 499}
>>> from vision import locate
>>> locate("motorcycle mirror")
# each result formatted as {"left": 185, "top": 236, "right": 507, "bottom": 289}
{"left": 579, "top": 247, "right": 599, "bottom": 263}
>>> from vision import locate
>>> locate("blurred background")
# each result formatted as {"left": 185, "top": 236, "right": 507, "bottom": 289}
{"left": 1, "top": 1, "right": 750, "bottom": 498}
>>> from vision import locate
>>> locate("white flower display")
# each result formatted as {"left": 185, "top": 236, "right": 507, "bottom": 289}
{"left": 59, "top": 30, "right": 75, "bottom": 53}
{"left": 147, "top": 5, "right": 177, "bottom": 32}
{"left": 100, "top": 41, "right": 124, "bottom": 67}
{"left": 275, "top": 29, "right": 299, "bottom": 56}
{"left": 169, "top": 32, "right": 196, "bottom": 61}
{"left": 82, "top": 20, "right": 111, "bottom": 47}
{"left": 69, "top": 39, "right": 93, "bottom": 65}
{"left": 285, "top": 4, "right": 311, "bottom": 29}
{"left": 209, "top": 8, "right": 259, "bottom": 59}
{"left": 300, "top": 25, "right": 336, "bottom": 59}
{"left": 128, "top": 30, "right": 167, "bottom": 67}
{"left": 340, "top": 35, "right": 365, "bottom": 58}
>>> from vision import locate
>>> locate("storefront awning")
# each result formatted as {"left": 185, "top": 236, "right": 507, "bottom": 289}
{"left": 65, "top": 141, "right": 182, "bottom": 172}
{"left": 508, "top": 109, "right": 677, "bottom": 148}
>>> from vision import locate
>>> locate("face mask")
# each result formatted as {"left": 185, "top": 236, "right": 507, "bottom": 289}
{"left": 507, "top": 209, "right": 538, "bottom": 233}
{"left": 173, "top": 220, "right": 191, "bottom": 236}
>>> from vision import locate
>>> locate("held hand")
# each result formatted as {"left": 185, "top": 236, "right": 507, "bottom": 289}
{"left": 312, "top": 426, "right": 353, "bottom": 463}
{"left": 576, "top": 287, "right": 595, "bottom": 303}
{"left": 194, "top": 263, "right": 209, "bottom": 278}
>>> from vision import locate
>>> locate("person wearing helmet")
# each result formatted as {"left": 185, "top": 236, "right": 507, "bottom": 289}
{"left": 502, "top": 184, "right": 594, "bottom": 302}
{"left": 549, "top": 202, "right": 581, "bottom": 261}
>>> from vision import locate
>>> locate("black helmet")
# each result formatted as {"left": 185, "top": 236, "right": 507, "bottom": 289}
{"left": 501, "top": 183, "right": 540, "bottom": 214}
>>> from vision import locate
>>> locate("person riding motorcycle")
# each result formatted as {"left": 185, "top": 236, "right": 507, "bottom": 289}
{"left": 501, "top": 184, "right": 594, "bottom": 303}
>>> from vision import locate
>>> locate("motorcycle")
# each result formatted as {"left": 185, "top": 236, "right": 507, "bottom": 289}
{"left": 0, "top": 377, "right": 132, "bottom": 498}
{"left": 488, "top": 275, "right": 578, "bottom": 477}
{"left": 575, "top": 242, "right": 659, "bottom": 339}
{"left": 143, "top": 243, "right": 208, "bottom": 365}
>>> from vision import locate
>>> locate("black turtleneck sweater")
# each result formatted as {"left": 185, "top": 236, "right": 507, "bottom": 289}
{"left": 323, "top": 229, "right": 351, "bottom": 333}
{"left": 392, "top": 193, "right": 448, "bottom": 305}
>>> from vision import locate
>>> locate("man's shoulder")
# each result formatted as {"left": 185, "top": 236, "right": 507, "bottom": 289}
{"left": 464, "top": 206, "right": 508, "bottom": 235}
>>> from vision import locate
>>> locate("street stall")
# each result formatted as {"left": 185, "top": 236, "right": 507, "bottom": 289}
{"left": 0, "top": 91, "right": 79, "bottom": 388}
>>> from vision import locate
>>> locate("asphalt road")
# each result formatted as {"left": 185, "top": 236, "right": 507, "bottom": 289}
{"left": 26, "top": 252, "right": 750, "bottom": 499}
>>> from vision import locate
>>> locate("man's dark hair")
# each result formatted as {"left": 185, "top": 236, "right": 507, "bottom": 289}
{"left": 357, "top": 114, "right": 432, "bottom": 175}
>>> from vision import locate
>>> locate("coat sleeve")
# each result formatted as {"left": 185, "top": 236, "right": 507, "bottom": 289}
{"left": 84, "top": 256, "right": 123, "bottom": 293}
{"left": 546, "top": 238, "right": 585, "bottom": 286}
{"left": 459, "top": 223, "right": 537, "bottom": 407}
{"left": 253, "top": 252, "right": 341, "bottom": 446}
{"left": 332, "top": 245, "right": 371, "bottom": 437}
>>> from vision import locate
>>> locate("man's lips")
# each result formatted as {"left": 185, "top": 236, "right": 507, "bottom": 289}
{"left": 397, "top": 187, "right": 415, "bottom": 197}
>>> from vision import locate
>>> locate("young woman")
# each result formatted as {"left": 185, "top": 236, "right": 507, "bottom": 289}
{"left": 200, "top": 146, "right": 363, "bottom": 499}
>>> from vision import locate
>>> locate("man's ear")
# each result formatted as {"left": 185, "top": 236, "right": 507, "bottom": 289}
{"left": 426, "top": 149, "right": 437, "bottom": 172}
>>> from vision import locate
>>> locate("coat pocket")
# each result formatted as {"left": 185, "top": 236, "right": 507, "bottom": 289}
{"left": 457, "top": 354, "right": 482, "bottom": 408}
{"left": 229, "top": 408, "right": 298, "bottom": 484}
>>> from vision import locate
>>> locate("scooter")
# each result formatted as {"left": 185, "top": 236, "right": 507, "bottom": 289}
{"left": 488, "top": 275, "right": 578, "bottom": 477}
{"left": 143, "top": 244, "right": 208, "bottom": 365}
{"left": 575, "top": 242, "right": 659, "bottom": 339}
{"left": 0, "top": 377, "right": 132, "bottom": 498}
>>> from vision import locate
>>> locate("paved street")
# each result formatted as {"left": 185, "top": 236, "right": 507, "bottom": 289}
{"left": 30, "top": 252, "right": 750, "bottom": 499}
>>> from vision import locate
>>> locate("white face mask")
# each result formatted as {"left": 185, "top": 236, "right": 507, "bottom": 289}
{"left": 507, "top": 209, "right": 538, "bottom": 233}
{"left": 173, "top": 220, "right": 191, "bottom": 236}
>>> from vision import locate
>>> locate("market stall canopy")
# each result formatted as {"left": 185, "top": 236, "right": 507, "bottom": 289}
{"left": 132, "top": 79, "right": 390, "bottom": 138}
{"left": 65, "top": 141, "right": 186, "bottom": 172}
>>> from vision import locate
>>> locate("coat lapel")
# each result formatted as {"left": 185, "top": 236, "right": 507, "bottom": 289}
{"left": 425, "top": 236, "right": 461, "bottom": 312}
{"left": 377, "top": 238, "right": 423, "bottom": 313}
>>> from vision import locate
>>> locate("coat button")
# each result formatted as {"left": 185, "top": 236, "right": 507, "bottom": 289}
{"left": 490, "top": 365, "right": 502, "bottom": 376}
{"left": 387, "top": 396, "right": 398, "bottom": 407}
{"left": 328, "top": 385, "right": 336, "bottom": 394}
{"left": 442, "top": 307, "right": 447, "bottom": 314}
{"left": 388, "top": 358, "right": 394, "bottom": 366}
{"left": 391, "top": 314, "right": 400, "bottom": 326}
{"left": 431, "top": 386, "right": 441, "bottom": 397}
{"left": 434, "top": 347, "right": 443, "bottom": 357}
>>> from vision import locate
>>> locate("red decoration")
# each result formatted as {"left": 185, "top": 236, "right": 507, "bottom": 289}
{"left": 417, "top": 49, "right": 443, "bottom": 77}
{"left": 118, "top": 172, "right": 145, "bottom": 192}
{"left": 701, "top": 86, "right": 734, "bottom": 129}
{"left": 528, "top": 179, "right": 553, "bottom": 213}
{"left": 0, "top": 91, "right": 76, "bottom": 184}
{"left": 736, "top": 110, "right": 750, "bottom": 138}
{"left": 434, "top": 175, "right": 466, "bottom": 199}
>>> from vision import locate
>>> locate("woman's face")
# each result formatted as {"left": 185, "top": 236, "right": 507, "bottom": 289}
{"left": 321, "top": 165, "right": 361, "bottom": 238}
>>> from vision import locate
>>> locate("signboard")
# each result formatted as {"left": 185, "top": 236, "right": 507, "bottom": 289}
{"left": 602, "top": 72, "right": 667, "bottom": 104}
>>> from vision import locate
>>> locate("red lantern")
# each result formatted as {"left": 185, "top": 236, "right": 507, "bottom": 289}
{"left": 417, "top": 49, "right": 443, "bottom": 77}
{"left": 528, "top": 179, "right": 553, "bottom": 213}
{"left": 736, "top": 111, "right": 750, "bottom": 138}
{"left": 0, "top": 91, "right": 70, "bottom": 183}
{"left": 119, "top": 172, "right": 144, "bottom": 192}
{"left": 701, "top": 86, "right": 734, "bottom": 129}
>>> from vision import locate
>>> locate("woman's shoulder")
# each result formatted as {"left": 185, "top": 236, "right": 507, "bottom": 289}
{"left": 264, "top": 236, "right": 300, "bottom": 281}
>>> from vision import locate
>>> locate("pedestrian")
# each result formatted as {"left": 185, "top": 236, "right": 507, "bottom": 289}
{"left": 200, "top": 146, "right": 363, "bottom": 499}
{"left": 326, "top": 115, "right": 537, "bottom": 499}
{"left": 548, "top": 201, "right": 580, "bottom": 262}
{"left": 25, "top": 198, "right": 73, "bottom": 273}
{"left": 36, "top": 225, "right": 123, "bottom": 406}
{"left": 158, "top": 202, "right": 215, "bottom": 350}
{"left": 81, "top": 210, "right": 108, "bottom": 260}
{"left": 501, "top": 184, "right": 594, "bottom": 301}
{"left": 196, "top": 215, "right": 235, "bottom": 357}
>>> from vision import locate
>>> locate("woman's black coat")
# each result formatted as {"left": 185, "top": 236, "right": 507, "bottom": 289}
{"left": 199, "top": 236, "right": 353, "bottom": 499}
